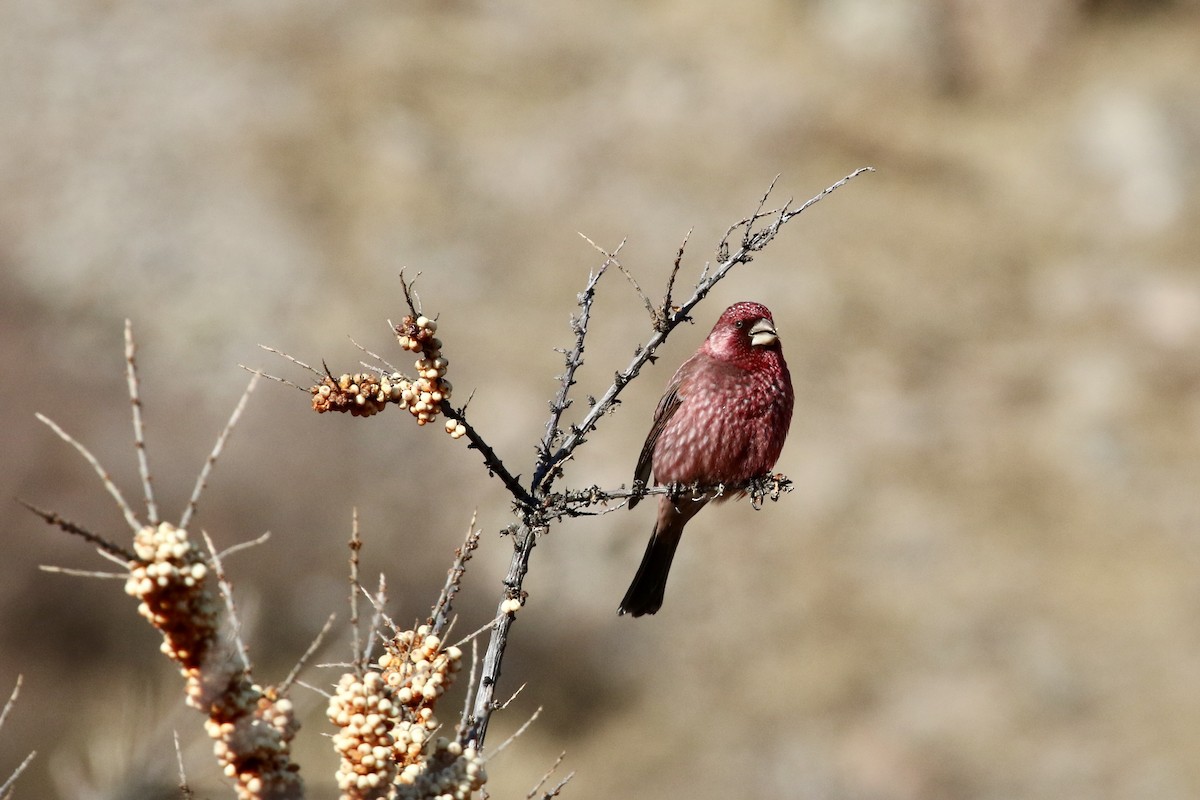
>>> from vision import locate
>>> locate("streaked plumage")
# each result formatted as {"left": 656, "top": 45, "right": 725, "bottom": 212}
{"left": 619, "top": 301, "right": 794, "bottom": 616}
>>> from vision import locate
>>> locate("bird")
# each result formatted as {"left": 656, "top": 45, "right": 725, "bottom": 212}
{"left": 619, "top": 301, "right": 794, "bottom": 617}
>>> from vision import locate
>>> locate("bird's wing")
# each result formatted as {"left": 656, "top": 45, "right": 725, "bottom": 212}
{"left": 629, "top": 381, "right": 684, "bottom": 509}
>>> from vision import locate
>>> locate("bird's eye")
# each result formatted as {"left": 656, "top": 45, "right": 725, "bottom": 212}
{"left": 734, "top": 321, "right": 744, "bottom": 329}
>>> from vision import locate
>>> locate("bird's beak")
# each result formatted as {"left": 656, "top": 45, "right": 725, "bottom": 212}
{"left": 749, "top": 318, "right": 778, "bottom": 347}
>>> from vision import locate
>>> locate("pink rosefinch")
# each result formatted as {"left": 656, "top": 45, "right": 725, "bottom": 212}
{"left": 619, "top": 301, "right": 794, "bottom": 616}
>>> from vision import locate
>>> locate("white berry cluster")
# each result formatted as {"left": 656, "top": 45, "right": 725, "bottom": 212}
{"left": 381, "top": 626, "right": 463, "bottom": 696}
{"left": 312, "top": 372, "right": 405, "bottom": 417}
{"left": 124, "top": 522, "right": 219, "bottom": 682}
{"left": 125, "top": 523, "right": 301, "bottom": 799}
{"left": 328, "top": 671, "right": 398, "bottom": 799}
{"left": 206, "top": 689, "right": 302, "bottom": 800}
{"left": 327, "top": 624, "right": 482, "bottom": 799}
{"left": 377, "top": 626, "right": 463, "bottom": 764}
{"left": 309, "top": 314, "right": 465, "bottom": 437}
{"left": 394, "top": 315, "right": 462, "bottom": 436}
{"left": 395, "top": 737, "right": 486, "bottom": 800}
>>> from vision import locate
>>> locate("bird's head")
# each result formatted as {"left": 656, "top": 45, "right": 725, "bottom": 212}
{"left": 702, "top": 301, "right": 784, "bottom": 367}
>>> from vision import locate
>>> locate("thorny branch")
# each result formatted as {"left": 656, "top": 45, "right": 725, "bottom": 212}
{"left": 460, "top": 169, "right": 871, "bottom": 749}
{"left": 27, "top": 332, "right": 303, "bottom": 799}
{"left": 541, "top": 473, "right": 794, "bottom": 521}
{"left": 259, "top": 171, "right": 870, "bottom": 761}
{"left": 533, "top": 255, "right": 614, "bottom": 489}
{"left": 430, "top": 512, "right": 482, "bottom": 638}
{"left": 464, "top": 523, "right": 538, "bottom": 745}
{"left": 17, "top": 501, "right": 135, "bottom": 563}
{"left": 441, "top": 404, "right": 536, "bottom": 510}
{"left": 533, "top": 167, "right": 874, "bottom": 494}
{"left": 18, "top": 170, "right": 869, "bottom": 799}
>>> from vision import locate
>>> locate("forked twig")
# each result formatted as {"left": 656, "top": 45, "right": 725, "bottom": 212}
{"left": 399, "top": 268, "right": 423, "bottom": 317}
{"left": 360, "top": 574, "right": 388, "bottom": 667}
{"left": 660, "top": 227, "right": 693, "bottom": 324}
{"left": 526, "top": 751, "right": 569, "bottom": 800}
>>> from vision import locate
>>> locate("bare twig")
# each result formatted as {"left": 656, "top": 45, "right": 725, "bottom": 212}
{"left": 442, "top": 405, "right": 536, "bottom": 510}
{"left": 280, "top": 613, "right": 337, "bottom": 693}
{"left": 431, "top": 511, "right": 482, "bottom": 638}
{"left": 0, "top": 751, "right": 35, "bottom": 800}
{"left": 173, "top": 730, "right": 194, "bottom": 800}
{"left": 583, "top": 233, "right": 646, "bottom": 313}
{"left": 541, "top": 772, "right": 576, "bottom": 799}
{"left": 460, "top": 636, "right": 480, "bottom": 735}
{"left": 526, "top": 751, "right": 569, "bottom": 800}
{"left": 498, "top": 682, "right": 528, "bottom": 712}
{"left": 349, "top": 334, "right": 404, "bottom": 378}
{"left": 0, "top": 677, "right": 21, "bottom": 732}
{"left": 360, "top": 574, "right": 388, "bottom": 667}
{"left": 35, "top": 413, "right": 142, "bottom": 534}
{"left": 293, "top": 678, "right": 332, "bottom": 700}
{"left": 660, "top": 228, "right": 693, "bottom": 326}
{"left": 0, "top": 679, "right": 34, "bottom": 800}
{"left": 180, "top": 373, "right": 259, "bottom": 530}
{"left": 533, "top": 168, "right": 872, "bottom": 494}
{"left": 255, "top": 345, "right": 326, "bottom": 380}
{"left": 216, "top": 531, "right": 273, "bottom": 561}
{"left": 201, "top": 531, "right": 251, "bottom": 673}
{"left": 452, "top": 612, "right": 514, "bottom": 653}
{"left": 533, "top": 257, "right": 612, "bottom": 487}
{"left": 18, "top": 500, "right": 135, "bottom": 562}
{"left": 464, "top": 524, "right": 538, "bottom": 746}
{"left": 488, "top": 703, "right": 540, "bottom": 758}
{"left": 37, "top": 565, "right": 127, "bottom": 579}
{"left": 399, "top": 268, "right": 424, "bottom": 316}
{"left": 125, "top": 320, "right": 159, "bottom": 526}
{"left": 348, "top": 509, "right": 364, "bottom": 671}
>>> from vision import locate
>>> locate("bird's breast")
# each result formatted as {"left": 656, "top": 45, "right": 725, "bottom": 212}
{"left": 652, "top": 364, "right": 792, "bottom": 487}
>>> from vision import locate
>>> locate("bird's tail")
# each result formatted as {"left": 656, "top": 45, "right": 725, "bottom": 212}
{"left": 619, "top": 498, "right": 706, "bottom": 616}
{"left": 618, "top": 524, "right": 681, "bottom": 617}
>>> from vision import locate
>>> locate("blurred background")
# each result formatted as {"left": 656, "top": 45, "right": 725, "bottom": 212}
{"left": 3, "top": 0, "right": 1200, "bottom": 797}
